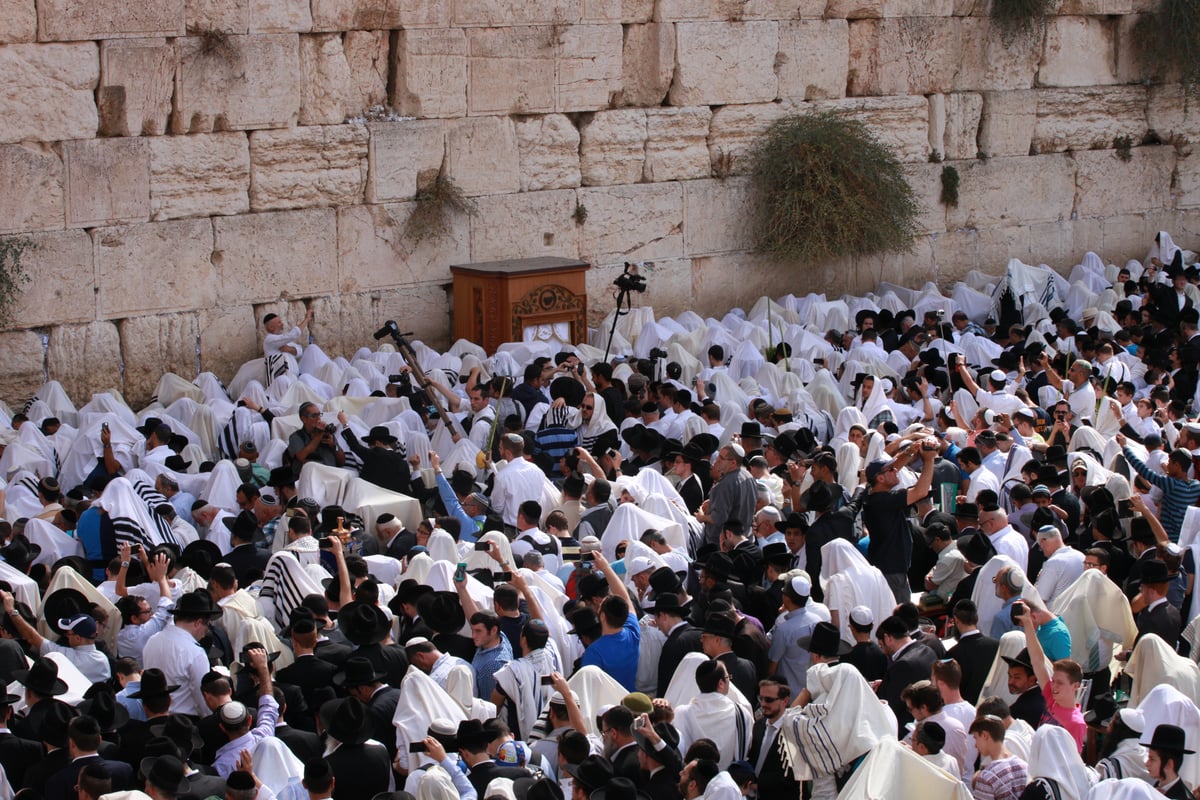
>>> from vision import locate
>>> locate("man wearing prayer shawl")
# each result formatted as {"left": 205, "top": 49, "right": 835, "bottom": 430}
{"left": 492, "top": 618, "right": 561, "bottom": 741}
{"left": 672, "top": 659, "right": 753, "bottom": 770}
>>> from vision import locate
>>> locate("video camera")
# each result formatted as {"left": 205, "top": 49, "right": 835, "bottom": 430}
{"left": 613, "top": 262, "right": 648, "bottom": 293}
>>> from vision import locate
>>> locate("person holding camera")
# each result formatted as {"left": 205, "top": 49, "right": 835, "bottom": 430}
{"left": 286, "top": 402, "right": 345, "bottom": 477}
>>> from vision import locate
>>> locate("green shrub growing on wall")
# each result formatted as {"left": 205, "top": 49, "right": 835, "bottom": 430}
{"left": 747, "top": 111, "right": 919, "bottom": 264}
{"left": 0, "top": 236, "right": 34, "bottom": 326}
{"left": 1134, "top": 0, "right": 1200, "bottom": 94}
{"left": 990, "top": 0, "right": 1056, "bottom": 36}
{"left": 940, "top": 165, "right": 961, "bottom": 207}
{"left": 404, "top": 171, "right": 476, "bottom": 244}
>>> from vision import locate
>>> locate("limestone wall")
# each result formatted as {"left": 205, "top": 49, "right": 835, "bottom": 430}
{"left": 1, "top": 0, "right": 1199, "bottom": 408}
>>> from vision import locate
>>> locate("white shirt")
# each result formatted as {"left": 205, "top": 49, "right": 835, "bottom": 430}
{"left": 980, "top": 448, "right": 1006, "bottom": 482}
{"left": 510, "top": 527, "right": 561, "bottom": 574}
{"left": 988, "top": 525, "right": 1029, "bottom": 573}
{"left": 1034, "top": 545, "right": 1085, "bottom": 605}
{"left": 965, "top": 466, "right": 1000, "bottom": 503}
{"left": 39, "top": 640, "right": 110, "bottom": 683}
{"left": 142, "top": 623, "right": 211, "bottom": 716}
{"left": 491, "top": 457, "right": 547, "bottom": 527}
{"left": 116, "top": 595, "right": 173, "bottom": 662}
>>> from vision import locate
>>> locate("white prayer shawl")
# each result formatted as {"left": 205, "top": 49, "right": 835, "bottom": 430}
{"left": 163, "top": 398, "right": 219, "bottom": 461}
{"left": 392, "top": 666, "right": 467, "bottom": 773}
{"left": 778, "top": 663, "right": 898, "bottom": 780}
{"left": 836, "top": 441, "right": 863, "bottom": 495}
{"left": 202, "top": 460, "right": 245, "bottom": 514}
{"left": 1050, "top": 569, "right": 1137, "bottom": 673}
{"left": 820, "top": 539, "right": 894, "bottom": 645}
{"left": 580, "top": 393, "right": 618, "bottom": 450}
{"left": 1135, "top": 684, "right": 1200, "bottom": 790}
{"left": 22, "top": 518, "right": 84, "bottom": 568}
{"left": 221, "top": 590, "right": 294, "bottom": 670}
{"left": 342, "top": 477, "right": 423, "bottom": 537}
{"left": 1178, "top": 508, "right": 1200, "bottom": 626}
{"left": 465, "top": 531, "right": 515, "bottom": 574}
{"left": 1127, "top": 635, "right": 1200, "bottom": 706}
{"left": 415, "top": 765, "right": 459, "bottom": 800}
{"left": 971, "top": 556, "right": 1040, "bottom": 639}
{"left": 218, "top": 406, "right": 271, "bottom": 462}
{"left": 665, "top": 652, "right": 754, "bottom": 719}
{"left": 1098, "top": 738, "right": 1150, "bottom": 783}
{"left": 2, "top": 471, "right": 43, "bottom": 521}
{"left": 564, "top": 666, "right": 628, "bottom": 737}
{"left": 57, "top": 414, "right": 141, "bottom": 494}
{"left": 252, "top": 736, "right": 304, "bottom": 793}
{"left": 0, "top": 560, "right": 40, "bottom": 614}
{"left": 674, "top": 691, "right": 752, "bottom": 769}
{"left": 42, "top": 566, "right": 122, "bottom": 652}
{"left": 837, "top": 738, "right": 972, "bottom": 800}
{"left": 493, "top": 646, "right": 562, "bottom": 739}
{"left": 978, "top": 631, "right": 1028, "bottom": 708}
{"left": 1086, "top": 778, "right": 1162, "bottom": 800}
{"left": 1028, "top": 726, "right": 1096, "bottom": 800}
{"left": 8, "top": 650, "right": 92, "bottom": 714}
{"left": 94, "top": 475, "right": 178, "bottom": 551}
{"left": 259, "top": 549, "right": 327, "bottom": 632}
{"left": 600, "top": 503, "right": 684, "bottom": 561}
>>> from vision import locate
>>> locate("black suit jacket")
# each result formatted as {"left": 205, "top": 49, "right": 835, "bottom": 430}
{"left": 23, "top": 748, "right": 70, "bottom": 794}
{"left": 1010, "top": 686, "right": 1046, "bottom": 729}
{"left": 277, "top": 653, "right": 340, "bottom": 709}
{"left": 11, "top": 698, "right": 70, "bottom": 743}
{"left": 843, "top": 640, "right": 889, "bottom": 683}
{"left": 747, "top": 717, "right": 801, "bottom": 800}
{"left": 275, "top": 724, "right": 323, "bottom": 763}
{"left": 180, "top": 771, "right": 227, "bottom": 800}
{"left": 716, "top": 652, "right": 759, "bottom": 710}
{"left": 366, "top": 685, "right": 401, "bottom": 758}
{"left": 656, "top": 622, "right": 703, "bottom": 697}
{"left": 354, "top": 643, "right": 409, "bottom": 687}
{"left": 879, "top": 641, "right": 937, "bottom": 735}
{"left": 224, "top": 543, "right": 271, "bottom": 586}
{"left": 467, "top": 761, "right": 531, "bottom": 795}
{"left": 1136, "top": 601, "right": 1182, "bottom": 647}
{"left": 45, "top": 753, "right": 133, "bottom": 800}
{"left": 383, "top": 530, "right": 418, "bottom": 561}
{"left": 646, "top": 766, "right": 683, "bottom": 800}
{"left": 947, "top": 631, "right": 1000, "bottom": 705}
{"left": 612, "top": 743, "right": 643, "bottom": 785}
{"left": 327, "top": 742, "right": 394, "bottom": 800}
{"left": 0, "top": 730, "right": 43, "bottom": 789}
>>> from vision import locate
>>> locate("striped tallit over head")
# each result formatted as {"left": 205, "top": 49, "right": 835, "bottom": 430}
{"left": 259, "top": 549, "right": 326, "bottom": 631}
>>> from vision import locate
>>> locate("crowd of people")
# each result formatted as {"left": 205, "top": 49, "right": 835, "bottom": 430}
{"left": 0, "top": 234, "right": 1198, "bottom": 800}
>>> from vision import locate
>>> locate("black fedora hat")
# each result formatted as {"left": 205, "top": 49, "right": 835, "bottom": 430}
{"left": 164, "top": 455, "right": 191, "bottom": 472}
{"left": 416, "top": 591, "right": 466, "bottom": 635}
{"left": 181, "top": 539, "right": 222, "bottom": 580}
{"left": 13, "top": 656, "right": 68, "bottom": 696}
{"left": 41, "top": 700, "right": 78, "bottom": 747}
{"left": 592, "top": 777, "right": 652, "bottom": 800}
{"left": 568, "top": 607, "right": 602, "bottom": 639}
{"left": 456, "top": 718, "right": 498, "bottom": 749}
{"left": 141, "top": 754, "right": 191, "bottom": 794}
{"left": 1044, "top": 445, "right": 1068, "bottom": 468}
{"left": 739, "top": 421, "right": 762, "bottom": 439}
{"left": 957, "top": 532, "right": 995, "bottom": 566}
{"left": 42, "top": 587, "right": 91, "bottom": 637}
{"left": 362, "top": 426, "right": 398, "bottom": 446}
{"left": 1141, "top": 723, "right": 1195, "bottom": 753}
{"left": 136, "top": 417, "right": 165, "bottom": 437}
{"left": 621, "top": 424, "right": 663, "bottom": 453}
{"left": 797, "top": 621, "right": 851, "bottom": 658}
{"left": 1002, "top": 648, "right": 1035, "bottom": 673}
{"left": 703, "top": 552, "right": 733, "bottom": 582}
{"left": 391, "top": 579, "right": 434, "bottom": 611}
{"left": 168, "top": 590, "right": 223, "bottom": 619}
{"left": 0, "top": 536, "right": 41, "bottom": 571}
{"left": 79, "top": 689, "right": 130, "bottom": 732}
{"left": 806, "top": 480, "right": 836, "bottom": 513}
{"left": 647, "top": 566, "right": 682, "bottom": 595}
{"left": 338, "top": 601, "right": 390, "bottom": 646}
{"left": 320, "top": 697, "right": 371, "bottom": 745}
{"left": 701, "top": 612, "right": 737, "bottom": 639}
{"left": 1083, "top": 694, "right": 1119, "bottom": 728}
{"left": 761, "top": 542, "right": 793, "bottom": 567}
{"left": 237, "top": 642, "right": 281, "bottom": 670}
{"left": 775, "top": 511, "right": 808, "bottom": 533}
{"left": 563, "top": 755, "right": 614, "bottom": 793}
{"left": 147, "top": 714, "right": 204, "bottom": 756}
{"left": 646, "top": 592, "right": 690, "bottom": 616}
{"left": 129, "top": 668, "right": 182, "bottom": 700}
{"left": 222, "top": 509, "right": 259, "bottom": 540}
{"left": 267, "top": 466, "right": 295, "bottom": 488}
{"left": 1140, "top": 559, "right": 1169, "bottom": 585}
{"left": 332, "top": 656, "right": 386, "bottom": 688}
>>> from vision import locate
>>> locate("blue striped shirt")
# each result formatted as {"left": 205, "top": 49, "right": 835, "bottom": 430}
{"left": 1124, "top": 447, "right": 1200, "bottom": 542}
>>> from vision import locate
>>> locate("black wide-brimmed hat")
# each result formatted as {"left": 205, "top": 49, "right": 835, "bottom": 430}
{"left": 0, "top": 536, "right": 42, "bottom": 571}
{"left": 338, "top": 601, "right": 390, "bottom": 646}
{"left": 332, "top": 656, "right": 387, "bottom": 688}
{"left": 648, "top": 566, "right": 682, "bottom": 595}
{"left": 141, "top": 755, "right": 191, "bottom": 795}
{"left": 775, "top": 511, "right": 808, "bottom": 533}
{"left": 128, "top": 667, "right": 182, "bottom": 700}
{"left": 320, "top": 697, "right": 372, "bottom": 745}
{"left": 79, "top": 689, "right": 130, "bottom": 731}
{"left": 148, "top": 713, "right": 204, "bottom": 756}
{"left": 417, "top": 590, "right": 466, "bottom": 635}
{"left": 646, "top": 592, "right": 690, "bottom": 616}
{"left": 362, "top": 426, "right": 398, "bottom": 446}
{"left": 42, "top": 587, "right": 91, "bottom": 637}
{"left": 1141, "top": 723, "right": 1194, "bottom": 754}
{"left": 621, "top": 424, "right": 663, "bottom": 454}
{"left": 169, "top": 590, "right": 223, "bottom": 619}
{"left": 797, "top": 621, "right": 851, "bottom": 657}
{"left": 564, "top": 755, "right": 615, "bottom": 793}
{"left": 701, "top": 612, "right": 737, "bottom": 639}
{"left": 568, "top": 607, "right": 602, "bottom": 639}
{"left": 181, "top": 539, "right": 223, "bottom": 580}
{"left": 1002, "top": 648, "right": 1035, "bottom": 673}
{"left": 13, "top": 656, "right": 68, "bottom": 696}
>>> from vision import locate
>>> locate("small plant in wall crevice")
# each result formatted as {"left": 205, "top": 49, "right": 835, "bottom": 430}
{"left": 0, "top": 236, "right": 35, "bottom": 326}
{"left": 940, "top": 165, "right": 961, "bottom": 207}
{"left": 404, "top": 164, "right": 477, "bottom": 245}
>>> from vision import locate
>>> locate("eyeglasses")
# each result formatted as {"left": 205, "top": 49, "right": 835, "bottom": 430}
{"left": 301, "top": 412, "right": 321, "bottom": 419}
{"left": 758, "top": 694, "right": 782, "bottom": 702}
{"left": 582, "top": 405, "right": 594, "bottom": 410}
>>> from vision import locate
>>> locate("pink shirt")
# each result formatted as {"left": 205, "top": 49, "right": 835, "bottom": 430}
{"left": 1039, "top": 683, "right": 1086, "bottom": 752}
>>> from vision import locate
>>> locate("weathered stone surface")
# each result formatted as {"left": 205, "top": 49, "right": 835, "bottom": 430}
{"left": 184, "top": 0, "right": 249, "bottom": 35}
{"left": 778, "top": 20, "right": 849, "bottom": 101}
{"left": 99, "top": 39, "right": 174, "bottom": 137}
{"left": 299, "top": 33, "right": 359, "bottom": 125}
{"left": 394, "top": 28, "right": 468, "bottom": 118}
{"left": 357, "top": 284, "right": 450, "bottom": 351}
{"left": 618, "top": 23, "right": 674, "bottom": 107}
{"left": 452, "top": 0, "right": 579, "bottom": 25}
{"left": 249, "top": 0, "right": 311, "bottom": 32}
{"left": 0, "top": 43, "right": 99, "bottom": 145}
{"left": 946, "top": 155, "right": 1076, "bottom": 229}
{"left": 38, "top": 0, "right": 184, "bottom": 40}
{"left": 905, "top": 162, "right": 947, "bottom": 235}
{"left": 1038, "top": 17, "right": 1117, "bottom": 88}
{"left": 810, "top": 96, "right": 931, "bottom": 162}
{"left": 47, "top": 322, "right": 123, "bottom": 403}
{"left": 0, "top": 144, "right": 64, "bottom": 234}
{"left": 198, "top": 304, "right": 256, "bottom": 380}
{"left": 586, "top": 257, "right": 693, "bottom": 325}
{"left": 444, "top": 116, "right": 520, "bottom": 196}
{"left": 556, "top": 24, "right": 622, "bottom": 112}
{"left": 311, "top": 0, "right": 447, "bottom": 30}
{"left": 1115, "top": 15, "right": 1151, "bottom": 85}
{"left": 336, "top": 203, "right": 469, "bottom": 292}
{"left": 848, "top": 18, "right": 961, "bottom": 96}
{"left": 173, "top": 33, "right": 300, "bottom": 132}
{"left": 881, "top": 0, "right": 954, "bottom": 14}
{"left": 343, "top": 30, "right": 388, "bottom": 110}
{"left": 0, "top": 330, "right": 45, "bottom": 404}
{"left": 0, "top": 0, "right": 37, "bottom": 43}
{"left": 580, "top": 0, "right": 621, "bottom": 22}
{"left": 669, "top": 22, "right": 779, "bottom": 106}
{"left": 579, "top": 109, "right": 646, "bottom": 186}
{"left": 956, "top": 17, "right": 1041, "bottom": 91}
{"left": 692, "top": 252, "right": 796, "bottom": 314}
{"left": 683, "top": 177, "right": 755, "bottom": 257}
{"left": 213, "top": 209, "right": 337, "bottom": 304}
{"left": 467, "top": 27, "right": 555, "bottom": 115}
{"left": 6, "top": 229, "right": 95, "bottom": 325}
{"left": 95, "top": 219, "right": 215, "bottom": 316}
{"left": 706, "top": 103, "right": 787, "bottom": 176}
{"left": 366, "top": 120, "right": 446, "bottom": 203}
{"left": 468, "top": 189, "right": 579, "bottom": 262}
{"left": 826, "top": 0, "right": 882, "bottom": 17}
{"left": 149, "top": 132, "right": 250, "bottom": 220}
{"left": 654, "top": 0, "right": 823, "bottom": 19}
{"left": 1032, "top": 87, "right": 1147, "bottom": 154}
{"left": 120, "top": 313, "right": 201, "bottom": 404}
{"left": 63, "top": 138, "right": 151, "bottom": 228}
{"left": 1146, "top": 85, "right": 1196, "bottom": 141}
{"left": 643, "top": 107, "right": 712, "bottom": 182}
{"left": 577, "top": 182, "right": 684, "bottom": 266}
{"left": 250, "top": 125, "right": 368, "bottom": 210}
{"left": 1073, "top": 146, "right": 1175, "bottom": 218}
{"left": 1176, "top": 154, "right": 1200, "bottom": 209}
{"left": 514, "top": 114, "right": 581, "bottom": 191}
{"left": 936, "top": 92, "right": 983, "bottom": 160}
{"left": 978, "top": 90, "right": 1035, "bottom": 158}
{"left": 620, "top": 0, "right": 655, "bottom": 21}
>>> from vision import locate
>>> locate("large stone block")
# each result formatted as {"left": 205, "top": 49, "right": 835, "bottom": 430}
{"left": 311, "top": 0, "right": 447, "bottom": 30}
{"left": 579, "top": 109, "right": 646, "bottom": 186}
{"left": 946, "top": 155, "right": 1076, "bottom": 229}
{"left": 956, "top": 18, "right": 1041, "bottom": 91}
{"left": 98, "top": 38, "right": 174, "bottom": 137}
{"left": 577, "top": 182, "right": 684, "bottom": 266}
{"left": 932, "top": 92, "right": 983, "bottom": 160}
{"left": 514, "top": 114, "right": 581, "bottom": 191}
{"left": 366, "top": 120, "right": 446, "bottom": 203}
{"left": 444, "top": 116, "right": 521, "bottom": 197}
{"left": 826, "top": 0, "right": 882, "bottom": 17}
{"left": 249, "top": 125, "right": 367, "bottom": 211}
{"left": 848, "top": 18, "right": 961, "bottom": 96}
{"left": 394, "top": 28, "right": 468, "bottom": 118}
{"left": 119, "top": 313, "right": 201, "bottom": 404}
{"left": 185, "top": 0, "right": 249, "bottom": 35}
{"left": 452, "top": 0, "right": 579, "bottom": 25}
{"left": 586, "top": 257, "right": 693, "bottom": 325}
{"left": 1146, "top": 85, "right": 1196, "bottom": 141}
{"left": 63, "top": 138, "right": 151, "bottom": 228}
{"left": 343, "top": 31, "right": 389, "bottom": 111}
{"left": 905, "top": 162, "right": 948, "bottom": 235}
{"left": 810, "top": 96, "right": 931, "bottom": 163}
{"left": 248, "top": 0, "right": 311, "bottom": 32}
{"left": 669, "top": 22, "right": 779, "bottom": 106}
{"left": 691, "top": 252, "right": 795, "bottom": 315}
{"left": 0, "top": 331, "right": 45, "bottom": 406}
{"left": 643, "top": 107, "right": 712, "bottom": 182}
{"left": 212, "top": 209, "right": 337, "bottom": 304}
{"left": 173, "top": 33, "right": 300, "bottom": 132}
{"left": 0, "top": 144, "right": 64, "bottom": 234}
{"left": 555, "top": 24, "right": 622, "bottom": 112}
{"left": 0, "top": 43, "right": 99, "bottom": 145}
{"left": 620, "top": 0, "right": 655, "bottom": 22}
{"left": 468, "top": 189, "right": 579, "bottom": 262}
{"left": 778, "top": 20, "right": 849, "bottom": 101}
{"left": 1058, "top": 0, "right": 1132, "bottom": 11}
{"left": 0, "top": 0, "right": 37, "bottom": 44}
{"left": 618, "top": 23, "right": 674, "bottom": 107}
{"left": 198, "top": 304, "right": 257, "bottom": 381}
{"left": 299, "top": 33, "right": 359, "bottom": 125}
{"left": 47, "top": 321, "right": 123, "bottom": 403}
{"left": 1177, "top": 149, "right": 1200, "bottom": 209}
{"left": 978, "top": 90, "right": 1035, "bottom": 158}
{"left": 654, "top": 0, "right": 823, "bottom": 19}
{"left": 38, "top": 0, "right": 184, "bottom": 40}
{"left": 1032, "top": 87, "right": 1147, "bottom": 154}
{"left": 1037, "top": 17, "right": 1117, "bottom": 88}
{"left": 362, "top": 284, "right": 450, "bottom": 350}
{"left": 336, "top": 203, "right": 469, "bottom": 292}
{"left": 683, "top": 177, "right": 755, "bottom": 257}
{"left": 149, "top": 132, "right": 250, "bottom": 220}
{"left": 95, "top": 219, "right": 215, "bottom": 316}
{"left": 467, "top": 27, "right": 555, "bottom": 115}
{"left": 881, "top": 0, "right": 954, "bottom": 14}
{"left": 706, "top": 103, "right": 788, "bottom": 176}
{"left": 580, "top": 0, "right": 621, "bottom": 22}
{"left": 1073, "top": 146, "right": 1175, "bottom": 218}
{"left": 1115, "top": 15, "right": 1151, "bottom": 85}
{"left": 5, "top": 229, "right": 95, "bottom": 326}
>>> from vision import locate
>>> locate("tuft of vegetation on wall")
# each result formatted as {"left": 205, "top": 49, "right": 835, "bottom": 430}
{"left": 940, "top": 165, "right": 961, "bottom": 207}
{"left": 1134, "top": 0, "right": 1200, "bottom": 94}
{"left": 0, "top": 237, "right": 34, "bottom": 326}
{"left": 990, "top": 0, "right": 1056, "bottom": 38}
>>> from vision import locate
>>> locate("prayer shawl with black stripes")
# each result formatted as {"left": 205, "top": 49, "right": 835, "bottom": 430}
{"left": 258, "top": 548, "right": 326, "bottom": 631}
{"left": 93, "top": 473, "right": 179, "bottom": 551}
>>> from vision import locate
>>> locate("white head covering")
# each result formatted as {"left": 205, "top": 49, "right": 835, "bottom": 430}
{"left": 392, "top": 666, "right": 467, "bottom": 773}
{"left": 1135, "top": 684, "right": 1200, "bottom": 790}
{"left": 1028, "top": 725, "right": 1095, "bottom": 800}
{"left": 1086, "top": 779, "right": 1161, "bottom": 800}
{"left": 978, "top": 630, "right": 1028, "bottom": 708}
{"left": 820, "top": 539, "right": 894, "bottom": 645}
